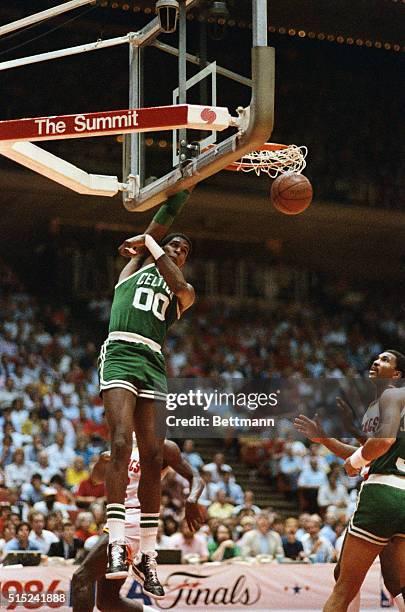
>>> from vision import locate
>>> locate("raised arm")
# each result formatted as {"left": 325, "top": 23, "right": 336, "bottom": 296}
{"left": 163, "top": 440, "right": 205, "bottom": 532}
{"left": 118, "top": 189, "right": 193, "bottom": 283}
{"left": 294, "top": 414, "right": 359, "bottom": 460}
{"left": 119, "top": 233, "right": 195, "bottom": 314}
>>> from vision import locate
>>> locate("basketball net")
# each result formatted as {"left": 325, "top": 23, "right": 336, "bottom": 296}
{"left": 225, "top": 143, "right": 308, "bottom": 178}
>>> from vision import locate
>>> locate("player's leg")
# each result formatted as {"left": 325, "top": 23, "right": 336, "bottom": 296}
{"left": 381, "top": 538, "right": 405, "bottom": 612}
{"left": 103, "top": 387, "right": 137, "bottom": 577}
{"left": 132, "top": 397, "right": 165, "bottom": 598}
{"left": 334, "top": 533, "right": 361, "bottom": 612}
{"left": 96, "top": 577, "right": 142, "bottom": 611}
{"left": 71, "top": 533, "right": 109, "bottom": 612}
{"left": 323, "top": 534, "right": 382, "bottom": 612}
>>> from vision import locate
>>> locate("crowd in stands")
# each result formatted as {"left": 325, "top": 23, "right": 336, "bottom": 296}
{"left": 0, "top": 257, "right": 403, "bottom": 566}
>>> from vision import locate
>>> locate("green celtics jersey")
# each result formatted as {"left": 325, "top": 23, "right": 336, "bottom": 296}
{"left": 109, "top": 263, "right": 179, "bottom": 347}
{"left": 369, "top": 437, "right": 405, "bottom": 477}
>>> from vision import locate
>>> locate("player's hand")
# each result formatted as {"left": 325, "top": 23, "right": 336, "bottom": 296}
{"left": 118, "top": 234, "right": 146, "bottom": 258}
{"left": 99, "top": 451, "right": 111, "bottom": 460}
{"left": 293, "top": 413, "right": 325, "bottom": 443}
{"left": 344, "top": 457, "right": 360, "bottom": 477}
{"left": 185, "top": 501, "right": 206, "bottom": 533}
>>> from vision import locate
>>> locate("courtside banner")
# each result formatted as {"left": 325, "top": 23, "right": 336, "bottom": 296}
{"left": 0, "top": 563, "right": 382, "bottom": 610}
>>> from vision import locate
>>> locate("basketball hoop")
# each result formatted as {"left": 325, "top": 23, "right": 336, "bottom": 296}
{"left": 224, "top": 143, "right": 308, "bottom": 178}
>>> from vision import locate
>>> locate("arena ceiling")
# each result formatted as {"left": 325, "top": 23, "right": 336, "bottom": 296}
{"left": 0, "top": 1, "right": 404, "bottom": 53}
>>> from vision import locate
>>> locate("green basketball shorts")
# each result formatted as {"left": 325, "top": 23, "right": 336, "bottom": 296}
{"left": 98, "top": 338, "right": 167, "bottom": 401}
{"left": 348, "top": 474, "right": 405, "bottom": 545}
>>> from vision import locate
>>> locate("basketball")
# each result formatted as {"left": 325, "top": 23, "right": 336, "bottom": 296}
{"left": 271, "top": 172, "right": 313, "bottom": 215}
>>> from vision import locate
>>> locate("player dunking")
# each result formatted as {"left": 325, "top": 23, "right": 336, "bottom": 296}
{"left": 99, "top": 190, "right": 195, "bottom": 595}
{"left": 295, "top": 350, "right": 405, "bottom": 612}
{"left": 71, "top": 435, "right": 205, "bottom": 611}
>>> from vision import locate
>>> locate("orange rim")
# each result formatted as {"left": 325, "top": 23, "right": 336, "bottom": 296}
{"left": 204, "top": 142, "right": 290, "bottom": 172}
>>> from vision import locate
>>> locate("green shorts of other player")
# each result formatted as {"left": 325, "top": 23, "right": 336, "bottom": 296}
{"left": 348, "top": 478, "right": 405, "bottom": 544}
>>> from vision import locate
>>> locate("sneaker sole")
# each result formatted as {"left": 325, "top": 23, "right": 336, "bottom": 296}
{"left": 141, "top": 587, "right": 165, "bottom": 600}
{"left": 130, "top": 566, "right": 165, "bottom": 600}
{"left": 105, "top": 570, "right": 128, "bottom": 580}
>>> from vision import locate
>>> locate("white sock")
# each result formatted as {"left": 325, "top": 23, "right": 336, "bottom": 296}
{"left": 143, "top": 606, "right": 158, "bottom": 612}
{"left": 140, "top": 513, "right": 159, "bottom": 554}
{"left": 394, "top": 594, "right": 405, "bottom": 612}
{"left": 106, "top": 504, "right": 126, "bottom": 544}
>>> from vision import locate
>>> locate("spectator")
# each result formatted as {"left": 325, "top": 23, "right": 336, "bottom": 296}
{"left": 0, "top": 432, "right": 14, "bottom": 467}
{"left": 74, "top": 434, "right": 94, "bottom": 467}
{"left": 207, "top": 490, "right": 235, "bottom": 520}
{"left": 28, "top": 511, "right": 59, "bottom": 554}
{"left": 66, "top": 456, "right": 89, "bottom": 489}
{"left": 319, "top": 508, "right": 339, "bottom": 546}
{"left": 296, "top": 512, "right": 311, "bottom": 541}
{"left": 0, "top": 520, "right": 16, "bottom": 556}
{"left": 33, "top": 488, "right": 68, "bottom": 519}
{"left": 2, "top": 419, "right": 30, "bottom": 449}
{"left": 236, "top": 515, "right": 256, "bottom": 542}
{"left": 24, "top": 433, "right": 44, "bottom": 463}
{"left": 272, "top": 514, "right": 285, "bottom": 537}
{"left": 6, "top": 488, "right": 29, "bottom": 522}
{"left": 48, "top": 521, "right": 84, "bottom": 560}
{"left": 317, "top": 470, "right": 350, "bottom": 515}
{"left": 21, "top": 473, "right": 46, "bottom": 505}
{"left": 45, "top": 511, "right": 64, "bottom": 537}
{"left": 169, "top": 518, "right": 209, "bottom": 562}
{"left": 89, "top": 501, "right": 105, "bottom": 530}
{"left": 49, "top": 474, "right": 75, "bottom": 506}
{"left": 32, "top": 450, "right": 58, "bottom": 484}
{"left": 48, "top": 410, "right": 76, "bottom": 448}
{"left": 208, "top": 523, "right": 241, "bottom": 561}
{"left": 204, "top": 453, "right": 232, "bottom": 484}
{"left": 302, "top": 445, "right": 330, "bottom": 473}
{"left": 239, "top": 513, "right": 284, "bottom": 559}
{"left": 233, "top": 490, "right": 262, "bottom": 517}
{"left": 182, "top": 439, "right": 204, "bottom": 471}
{"left": 9, "top": 398, "right": 29, "bottom": 433}
{"left": 297, "top": 457, "right": 328, "bottom": 513}
{"left": 198, "top": 470, "right": 221, "bottom": 507}
{"left": 74, "top": 511, "right": 96, "bottom": 543}
{"left": 4, "top": 521, "right": 41, "bottom": 552}
{"left": 278, "top": 445, "right": 301, "bottom": 498}
{"left": 4, "top": 448, "right": 32, "bottom": 488}
{"left": 0, "top": 378, "right": 18, "bottom": 409}
{"left": 282, "top": 517, "right": 305, "bottom": 560}
{"left": 75, "top": 463, "right": 105, "bottom": 509}
{"left": 60, "top": 394, "right": 80, "bottom": 421}
{"left": 301, "top": 514, "right": 335, "bottom": 562}
{"left": 217, "top": 470, "right": 244, "bottom": 506}
{"left": 46, "top": 432, "right": 76, "bottom": 472}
